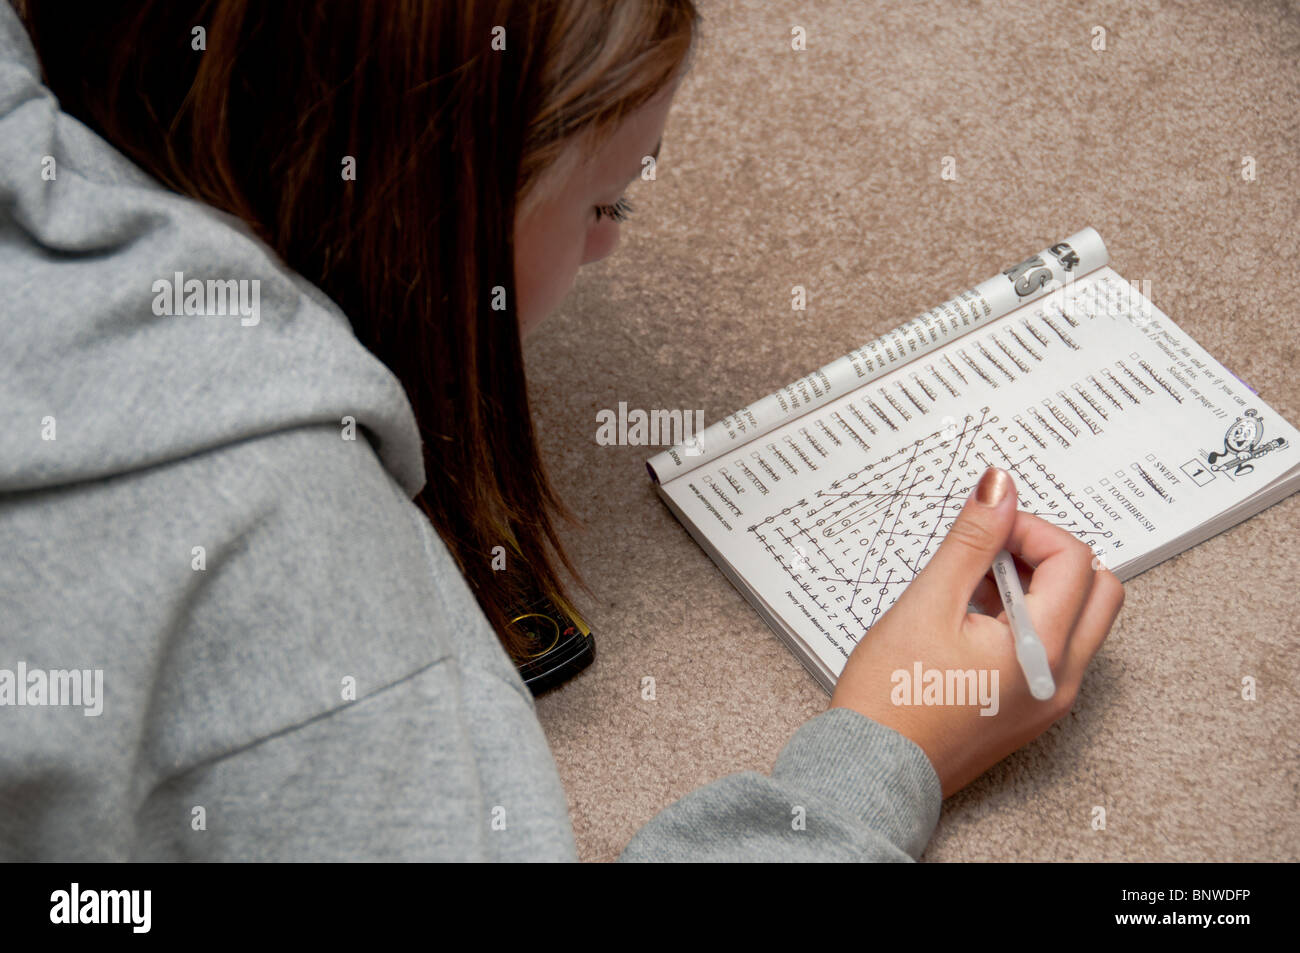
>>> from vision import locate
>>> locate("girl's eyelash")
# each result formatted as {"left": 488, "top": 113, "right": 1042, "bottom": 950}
{"left": 594, "top": 195, "right": 634, "bottom": 223}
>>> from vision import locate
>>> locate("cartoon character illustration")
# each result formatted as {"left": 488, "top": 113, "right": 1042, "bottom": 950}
{"left": 1206, "top": 408, "right": 1288, "bottom": 476}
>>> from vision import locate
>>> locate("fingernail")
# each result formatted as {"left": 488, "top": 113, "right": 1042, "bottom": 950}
{"left": 975, "top": 467, "right": 1010, "bottom": 506}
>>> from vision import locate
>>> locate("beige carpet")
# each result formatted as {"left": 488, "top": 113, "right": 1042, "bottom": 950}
{"left": 525, "top": 0, "right": 1300, "bottom": 862}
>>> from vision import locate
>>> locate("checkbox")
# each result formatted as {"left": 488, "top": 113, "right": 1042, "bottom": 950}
{"left": 1146, "top": 453, "right": 1156, "bottom": 462}
{"left": 1115, "top": 470, "right": 1124, "bottom": 478}
{"left": 1083, "top": 486, "right": 1094, "bottom": 494}
{"left": 1100, "top": 478, "right": 1109, "bottom": 486}
{"left": 1181, "top": 459, "right": 1215, "bottom": 486}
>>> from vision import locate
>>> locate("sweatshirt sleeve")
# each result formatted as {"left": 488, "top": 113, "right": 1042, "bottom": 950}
{"left": 618, "top": 706, "right": 942, "bottom": 862}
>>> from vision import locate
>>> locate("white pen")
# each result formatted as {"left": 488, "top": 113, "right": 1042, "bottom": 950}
{"left": 991, "top": 548, "right": 1056, "bottom": 700}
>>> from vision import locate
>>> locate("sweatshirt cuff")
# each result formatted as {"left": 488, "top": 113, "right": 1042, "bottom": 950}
{"left": 771, "top": 706, "right": 942, "bottom": 860}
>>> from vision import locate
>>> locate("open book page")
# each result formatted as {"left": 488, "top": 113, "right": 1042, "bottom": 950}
{"left": 654, "top": 267, "right": 1300, "bottom": 686}
{"left": 646, "top": 228, "right": 1110, "bottom": 483}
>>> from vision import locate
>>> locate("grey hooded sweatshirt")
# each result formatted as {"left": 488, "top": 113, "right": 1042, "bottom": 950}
{"left": 0, "top": 0, "right": 941, "bottom": 861}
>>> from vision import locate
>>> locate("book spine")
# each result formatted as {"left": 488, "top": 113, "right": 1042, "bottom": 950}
{"left": 646, "top": 227, "right": 1110, "bottom": 484}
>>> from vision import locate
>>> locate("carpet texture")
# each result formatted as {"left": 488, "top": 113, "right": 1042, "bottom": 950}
{"left": 525, "top": 0, "right": 1299, "bottom": 862}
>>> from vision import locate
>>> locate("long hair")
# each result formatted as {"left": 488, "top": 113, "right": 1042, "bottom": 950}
{"left": 17, "top": 0, "right": 701, "bottom": 658}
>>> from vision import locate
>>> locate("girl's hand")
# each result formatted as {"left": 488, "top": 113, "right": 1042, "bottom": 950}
{"left": 829, "top": 467, "right": 1124, "bottom": 797}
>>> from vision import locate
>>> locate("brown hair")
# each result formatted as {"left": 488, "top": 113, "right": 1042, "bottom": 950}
{"left": 17, "top": 0, "right": 700, "bottom": 658}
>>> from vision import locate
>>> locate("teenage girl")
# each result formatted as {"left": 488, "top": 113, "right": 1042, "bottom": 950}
{"left": 0, "top": 0, "right": 1122, "bottom": 860}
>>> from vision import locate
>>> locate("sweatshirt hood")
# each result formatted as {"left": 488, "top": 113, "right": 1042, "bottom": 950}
{"left": 0, "top": 1, "right": 426, "bottom": 496}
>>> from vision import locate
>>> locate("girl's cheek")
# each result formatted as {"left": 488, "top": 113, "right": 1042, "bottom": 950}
{"left": 583, "top": 220, "right": 621, "bottom": 265}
